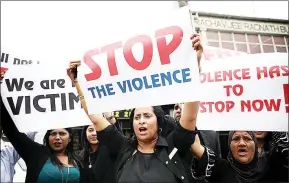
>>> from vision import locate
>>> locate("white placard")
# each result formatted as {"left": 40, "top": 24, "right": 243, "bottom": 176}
{"left": 77, "top": 6, "right": 201, "bottom": 114}
{"left": 197, "top": 53, "right": 288, "bottom": 132}
{"left": 1, "top": 64, "right": 92, "bottom": 132}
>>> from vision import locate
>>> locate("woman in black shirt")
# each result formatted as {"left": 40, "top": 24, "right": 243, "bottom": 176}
{"left": 67, "top": 34, "right": 203, "bottom": 183}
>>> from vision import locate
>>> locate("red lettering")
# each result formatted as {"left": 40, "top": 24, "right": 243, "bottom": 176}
{"left": 281, "top": 65, "right": 289, "bottom": 76}
{"left": 233, "top": 69, "right": 242, "bottom": 80}
{"left": 264, "top": 99, "right": 281, "bottom": 111}
{"left": 155, "top": 26, "right": 183, "bottom": 65}
{"left": 241, "top": 99, "right": 281, "bottom": 112}
{"left": 226, "top": 101, "right": 235, "bottom": 112}
{"left": 241, "top": 100, "right": 251, "bottom": 112}
{"left": 215, "top": 101, "right": 225, "bottom": 112}
{"left": 214, "top": 71, "right": 222, "bottom": 82}
{"left": 83, "top": 48, "right": 102, "bottom": 81}
{"left": 101, "top": 42, "right": 123, "bottom": 76}
{"left": 199, "top": 73, "right": 206, "bottom": 83}
{"left": 242, "top": 68, "right": 251, "bottom": 80}
{"left": 257, "top": 67, "right": 268, "bottom": 80}
{"left": 199, "top": 102, "right": 207, "bottom": 113}
{"left": 269, "top": 66, "right": 281, "bottom": 78}
{"left": 223, "top": 70, "right": 233, "bottom": 81}
{"left": 123, "top": 35, "right": 153, "bottom": 70}
{"left": 283, "top": 84, "right": 289, "bottom": 113}
{"left": 200, "top": 101, "right": 235, "bottom": 113}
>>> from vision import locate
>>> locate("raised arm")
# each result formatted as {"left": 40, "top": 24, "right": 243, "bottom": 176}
{"left": 67, "top": 61, "right": 111, "bottom": 132}
{"left": 67, "top": 61, "right": 126, "bottom": 154}
{"left": 0, "top": 97, "right": 42, "bottom": 162}
{"left": 179, "top": 34, "right": 205, "bottom": 158}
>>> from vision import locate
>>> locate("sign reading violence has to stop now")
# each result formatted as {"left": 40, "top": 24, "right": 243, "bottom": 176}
{"left": 78, "top": 6, "right": 201, "bottom": 114}
{"left": 197, "top": 53, "right": 288, "bottom": 132}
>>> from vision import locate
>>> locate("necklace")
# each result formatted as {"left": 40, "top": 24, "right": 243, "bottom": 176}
{"left": 60, "top": 167, "right": 70, "bottom": 183}
{"left": 88, "top": 154, "right": 92, "bottom": 168}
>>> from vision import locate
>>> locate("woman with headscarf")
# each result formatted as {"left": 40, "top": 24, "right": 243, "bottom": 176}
{"left": 254, "top": 131, "right": 288, "bottom": 182}
{"left": 67, "top": 34, "right": 203, "bottom": 183}
{"left": 1, "top": 97, "right": 84, "bottom": 183}
{"left": 191, "top": 131, "right": 261, "bottom": 182}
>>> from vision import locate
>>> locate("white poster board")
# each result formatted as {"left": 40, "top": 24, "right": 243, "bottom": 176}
{"left": 197, "top": 53, "right": 288, "bottom": 132}
{"left": 1, "top": 64, "right": 92, "bottom": 132}
{"left": 77, "top": 6, "right": 201, "bottom": 114}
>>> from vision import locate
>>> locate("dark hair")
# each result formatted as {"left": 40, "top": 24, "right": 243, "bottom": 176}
{"left": 129, "top": 106, "right": 165, "bottom": 135}
{"left": 43, "top": 128, "right": 80, "bottom": 169}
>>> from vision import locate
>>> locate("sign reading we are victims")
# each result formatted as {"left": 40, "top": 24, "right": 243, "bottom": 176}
{"left": 1, "top": 63, "right": 91, "bottom": 132}
{"left": 77, "top": 6, "right": 201, "bottom": 115}
{"left": 197, "top": 53, "right": 288, "bottom": 132}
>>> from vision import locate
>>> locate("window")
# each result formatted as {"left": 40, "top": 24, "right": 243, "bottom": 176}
{"left": 234, "top": 33, "right": 246, "bottom": 42}
{"left": 236, "top": 43, "right": 248, "bottom": 52}
{"left": 204, "top": 30, "right": 288, "bottom": 54}
{"left": 276, "top": 46, "right": 287, "bottom": 53}
{"left": 221, "top": 32, "right": 233, "bottom": 41}
{"left": 263, "top": 45, "right": 274, "bottom": 53}
{"left": 249, "top": 44, "right": 261, "bottom": 54}
{"left": 222, "top": 42, "right": 234, "bottom": 50}
{"left": 247, "top": 34, "right": 259, "bottom": 43}
{"left": 208, "top": 41, "right": 220, "bottom": 47}
{"left": 261, "top": 35, "right": 273, "bottom": 44}
{"left": 274, "top": 36, "right": 285, "bottom": 45}
{"left": 207, "top": 31, "right": 219, "bottom": 40}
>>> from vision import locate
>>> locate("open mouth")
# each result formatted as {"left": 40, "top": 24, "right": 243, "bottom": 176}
{"left": 54, "top": 142, "right": 62, "bottom": 147}
{"left": 238, "top": 148, "right": 248, "bottom": 156}
{"left": 139, "top": 127, "right": 148, "bottom": 135}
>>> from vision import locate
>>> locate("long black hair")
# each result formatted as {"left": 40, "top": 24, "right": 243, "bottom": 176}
{"left": 129, "top": 106, "right": 165, "bottom": 136}
{"left": 78, "top": 125, "right": 93, "bottom": 161}
{"left": 43, "top": 128, "right": 81, "bottom": 169}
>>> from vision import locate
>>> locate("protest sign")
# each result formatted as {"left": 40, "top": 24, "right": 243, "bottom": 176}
{"left": 197, "top": 53, "right": 288, "bottom": 132}
{"left": 77, "top": 6, "right": 201, "bottom": 115}
{"left": 1, "top": 64, "right": 92, "bottom": 132}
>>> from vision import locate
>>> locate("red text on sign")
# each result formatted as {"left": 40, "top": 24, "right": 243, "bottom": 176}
{"left": 223, "top": 84, "right": 244, "bottom": 96}
{"left": 200, "top": 68, "right": 251, "bottom": 83}
{"left": 200, "top": 101, "right": 235, "bottom": 113}
{"left": 241, "top": 99, "right": 281, "bottom": 112}
{"left": 84, "top": 26, "right": 183, "bottom": 81}
{"left": 283, "top": 84, "right": 289, "bottom": 113}
{"left": 257, "top": 65, "right": 289, "bottom": 80}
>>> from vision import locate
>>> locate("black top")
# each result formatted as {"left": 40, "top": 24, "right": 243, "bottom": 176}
{"left": 118, "top": 151, "right": 179, "bottom": 183}
{"left": 0, "top": 97, "right": 86, "bottom": 183}
{"left": 97, "top": 123, "right": 197, "bottom": 183}
{"left": 78, "top": 146, "right": 117, "bottom": 183}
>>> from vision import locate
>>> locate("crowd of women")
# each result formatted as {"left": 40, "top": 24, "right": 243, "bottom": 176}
{"left": 1, "top": 34, "right": 288, "bottom": 183}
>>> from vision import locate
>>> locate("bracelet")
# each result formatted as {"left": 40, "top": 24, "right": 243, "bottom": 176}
{"left": 79, "top": 95, "right": 84, "bottom": 100}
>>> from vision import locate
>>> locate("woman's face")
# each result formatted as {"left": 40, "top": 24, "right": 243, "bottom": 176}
{"left": 86, "top": 125, "right": 98, "bottom": 145}
{"left": 133, "top": 107, "right": 158, "bottom": 142}
{"left": 230, "top": 131, "right": 255, "bottom": 164}
{"left": 48, "top": 128, "right": 70, "bottom": 153}
{"left": 255, "top": 131, "right": 268, "bottom": 140}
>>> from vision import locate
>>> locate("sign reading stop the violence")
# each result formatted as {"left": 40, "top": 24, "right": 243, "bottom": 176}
{"left": 77, "top": 7, "right": 201, "bottom": 114}
{"left": 197, "top": 53, "right": 288, "bottom": 132}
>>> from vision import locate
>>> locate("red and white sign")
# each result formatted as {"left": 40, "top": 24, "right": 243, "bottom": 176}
{"left": 197, "top": 53, "right": 288, "bottom": 132}
{"left": 78, "top": 6, "right": 201, "bottom": 115}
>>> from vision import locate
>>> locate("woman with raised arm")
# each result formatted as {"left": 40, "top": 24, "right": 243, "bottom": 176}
{"left": 67, "top": 34, "right": 203, "bottom": 183}
{"left": 1, "top": 72, "right": 84, "bottom": 182}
